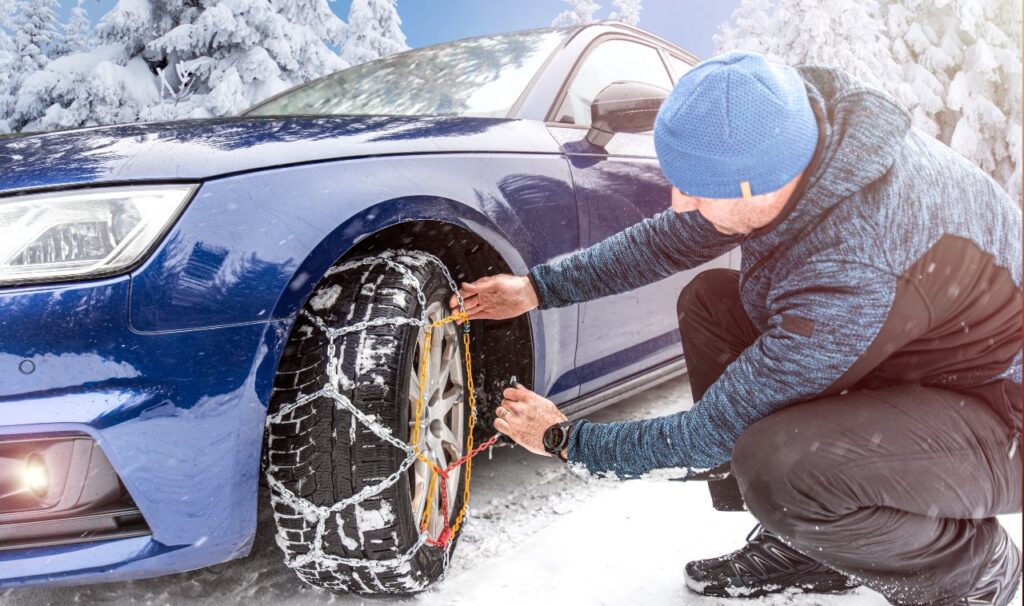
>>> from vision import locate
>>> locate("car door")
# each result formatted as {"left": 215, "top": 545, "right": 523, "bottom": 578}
{"left": 546, "top": 37, "right": 735, "bottom": 395}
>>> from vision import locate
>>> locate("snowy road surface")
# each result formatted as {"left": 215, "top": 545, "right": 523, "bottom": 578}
{"left": 3, "top": 377, "right": 1020, "bottom": 606}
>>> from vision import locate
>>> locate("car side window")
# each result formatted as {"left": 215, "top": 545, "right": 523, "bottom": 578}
{"left": 666, "top": 55, "right": 693, "bottom": 82}
{"left": 553, "top": 38, "right": 673, "bottom": 128}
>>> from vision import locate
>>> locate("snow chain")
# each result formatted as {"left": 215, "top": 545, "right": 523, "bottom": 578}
{"left": 266, "top": 250, "right": 500, "bottom": 575}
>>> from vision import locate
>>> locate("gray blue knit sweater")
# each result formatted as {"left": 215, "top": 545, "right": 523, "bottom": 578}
{"left": 528, "top": 65, "right": 1023, "bottom": 478}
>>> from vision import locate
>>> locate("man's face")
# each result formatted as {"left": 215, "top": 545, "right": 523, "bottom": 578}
{"left": 669, "top": 172, "right": 803, "bottom": 235}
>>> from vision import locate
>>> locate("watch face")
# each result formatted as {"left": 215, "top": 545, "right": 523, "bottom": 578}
{"left": 543, "top": 425, "right": 564, "bottom": 452}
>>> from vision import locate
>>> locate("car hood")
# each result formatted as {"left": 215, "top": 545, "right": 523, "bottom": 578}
{"left": 0, "top": 115, "right": 561, "bottom": 194}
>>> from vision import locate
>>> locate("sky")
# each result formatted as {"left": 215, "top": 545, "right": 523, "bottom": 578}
{"left": 60, "top": 0, "right": 742, "bottom": 59}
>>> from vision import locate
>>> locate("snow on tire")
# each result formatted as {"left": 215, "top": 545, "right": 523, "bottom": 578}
{"left": 266, "top": 250, "right": 470, "bottom": 594}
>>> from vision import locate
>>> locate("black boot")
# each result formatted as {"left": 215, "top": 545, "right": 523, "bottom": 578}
{"left": 944, "top": 526, "right": 1021, "bottom": 606}
{"left": 684, "top": 524, "right": 860, "bottom": 598}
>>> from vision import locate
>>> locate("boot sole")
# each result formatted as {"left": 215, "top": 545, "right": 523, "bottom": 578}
{"left": 685, "top": 569, "right": 860, "bottom": 598}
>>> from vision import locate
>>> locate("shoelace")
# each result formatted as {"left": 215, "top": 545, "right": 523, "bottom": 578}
{"left": 745, "top": 523, "right": 769, "bottom": 546}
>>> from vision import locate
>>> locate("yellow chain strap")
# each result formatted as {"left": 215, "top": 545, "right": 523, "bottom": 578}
{"left": 409, "top": 310, "right": 480, "bottom": 539}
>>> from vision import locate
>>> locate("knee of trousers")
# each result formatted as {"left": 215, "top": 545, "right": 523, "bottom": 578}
{"left": 732, "top": 413, "right": 836, "bottom": 542}
{"left": 676, "top": 268, "right": 740, "bottom": 323}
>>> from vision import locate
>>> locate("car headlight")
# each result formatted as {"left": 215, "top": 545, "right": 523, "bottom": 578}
{"left": 0, "top": 184, "right": 196, "bottom": 287}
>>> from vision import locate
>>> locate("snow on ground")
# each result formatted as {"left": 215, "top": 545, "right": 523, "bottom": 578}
{"left": 2, "top": 377, "right": 1021, "bottom": 606}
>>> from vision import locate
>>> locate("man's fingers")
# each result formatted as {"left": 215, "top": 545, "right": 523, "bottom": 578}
{"left": 452, "top": 294, "right": 479, "bottom": 324}
{"left": 460, "top": 279, "right": 488, "bottom": 294}
{"left": 504, "top": 385, "right": 537, "bottom": 401}
{"left": 456, "top": 307, "right": 491, "bottom": 325}
{"left": 501, "top": 399, "right": 526, "bottom": 414}
{"left": 497, "top": 404, "right": 532, "bottom": 423}
{"left": 466, "top": 307, "right": 492, "bottom": 320}
{"left": 493, "top": 417, "right": 513, "bottom": 436}
{"left": 451, "top": 290, "right": 481, "bottom": 309}
{"left": 502, "top": 387, "right": 527, "bottom": 401}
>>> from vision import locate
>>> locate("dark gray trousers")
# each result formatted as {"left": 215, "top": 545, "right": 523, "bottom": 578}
{"left": 676, "top": 269, "right": 1022, "bottom": 605}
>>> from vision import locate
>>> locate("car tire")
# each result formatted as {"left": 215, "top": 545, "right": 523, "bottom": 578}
{"left": 266, "top": 250, "right": 472, "bottom": 594}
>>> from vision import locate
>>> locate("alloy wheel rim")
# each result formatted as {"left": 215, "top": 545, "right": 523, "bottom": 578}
{"left": 408, "top": 300, "right": 466, "bottom": 538}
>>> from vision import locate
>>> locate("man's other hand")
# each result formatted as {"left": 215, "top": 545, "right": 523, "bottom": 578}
{"left": 448, "top": 274, "right": 539, "bottom": 324}
{"left": 492, "top": 385, "right": 568, "bottom": 457}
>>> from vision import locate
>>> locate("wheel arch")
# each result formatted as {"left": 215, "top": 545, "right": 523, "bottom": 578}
{"left": 266, "top": 194, "right": 537, "bottom": 434}
{"left": 269, "top": 194, "right": 528, "bottom": 319}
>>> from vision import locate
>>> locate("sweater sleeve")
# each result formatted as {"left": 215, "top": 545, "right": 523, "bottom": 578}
{"left": 527, "top": 209, "right": 741, "bottom": 309}
{"left": 567, "top": 261, "right": 908, "bottom": 478}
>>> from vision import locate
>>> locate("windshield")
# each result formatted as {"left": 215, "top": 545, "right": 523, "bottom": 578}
{"left": 245, "top": 30, "right": 567, "bottom": 119}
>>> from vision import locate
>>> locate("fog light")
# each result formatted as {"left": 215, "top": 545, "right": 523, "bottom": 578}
{"left": 0, "top": 435, "right": 150, "bottom": 550}
{"left": 1, "top": 435, "right": 85, "bottom": 514}
{"left": 22, "top": 455, "right": 48, "bottom": 499}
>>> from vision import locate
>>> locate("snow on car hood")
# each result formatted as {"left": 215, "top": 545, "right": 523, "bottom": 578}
{"left": 0, "top": 115, "right": 560, "bottom": 194}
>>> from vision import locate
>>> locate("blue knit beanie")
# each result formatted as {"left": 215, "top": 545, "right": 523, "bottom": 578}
{"left": 654, "top": 50, "right": 817, "bottom": 199}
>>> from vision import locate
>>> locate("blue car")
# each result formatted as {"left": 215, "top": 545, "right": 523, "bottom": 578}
{"left": 0, "top": 23, "right": 736, "bottom": 594}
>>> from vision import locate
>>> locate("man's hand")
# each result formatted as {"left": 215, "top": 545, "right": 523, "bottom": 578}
{"left": 448, "top": 274, "right": 539, "bottom": 324}
{"left": 492, "top": 385, "right": 568, "bottom": 457}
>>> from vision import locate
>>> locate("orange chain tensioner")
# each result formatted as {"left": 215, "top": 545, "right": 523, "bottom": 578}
{"left": 408, "top": 311, "right": 500, "bottom": 548}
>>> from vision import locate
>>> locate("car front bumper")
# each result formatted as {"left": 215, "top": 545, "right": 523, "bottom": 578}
{"left": 0, "top": 275, "right": 289, "bottom": 587}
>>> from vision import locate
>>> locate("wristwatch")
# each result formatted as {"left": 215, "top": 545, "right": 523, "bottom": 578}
{"left": 542, "top": 420, "right": 575, "bottom": 460}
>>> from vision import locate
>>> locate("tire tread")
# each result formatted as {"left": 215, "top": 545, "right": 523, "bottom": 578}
{"left": 266, "top": 252, "right": 464, "bottom": 594}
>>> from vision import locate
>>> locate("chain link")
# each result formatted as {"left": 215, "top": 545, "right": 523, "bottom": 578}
{"left": 267, "top": 250, "right": 501, "bottom": 578}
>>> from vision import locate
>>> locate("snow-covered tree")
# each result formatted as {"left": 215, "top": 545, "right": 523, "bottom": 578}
{"left": 0, "top": 0, "right": 15, "bottom": 133}
{"left": 13, "top": 0, "right": 60, "bottom": 74}
{"left": 0, "top": 0, "right": 13, "bottom": 48}
{"left": 715, "top": 0, "right": 905, "bottom": 94}
{"left": 12, "top": 0, "right": 353, "bottom": 131}
{"left": 715, "top": 0, "right": 1021, "bottom": 202}
{"left": 0, "top": 0, "right": 15, "bottom": 61}
{"left": 341, "top": 0, "right": 407, "bottom": 66}
{"left": 713, "top": 0, "right": 772, "bottom": 54}
{"left": 9, "top": 0, "right": 172, "bottom": 132}
{"left": 14, "top": 44, "right": 161, "bottom": 131}
{"left": 143, "top": 0, "right": 350, "bottom": 119}
{"left": 51, "top": 0, "right": 94, "bottom": 58}
{"left": 277, "top": 0, "right": 347, "bottom": 50}
{"left": 609, "top": 0, "right": 642, "bottom": 25}
{"left": 879, "top": 0, "right": 1021, "bottom": 202}
{"left": 5, "top": 0, "right": 66, "bottom": 130}
{"left": 552, "top": 0, "right": 601, "bottom": 26}
{"left": 93, "top": 0, "right": 208, "bottom": 58}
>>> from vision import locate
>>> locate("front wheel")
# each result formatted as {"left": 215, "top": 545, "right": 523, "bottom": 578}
{"left": 265, "top": 250, "right": 472, "bottom": 594}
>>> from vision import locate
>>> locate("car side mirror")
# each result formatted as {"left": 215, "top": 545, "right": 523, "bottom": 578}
{"left": 585, "top": 81, "right": 670, "bottom": 148}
